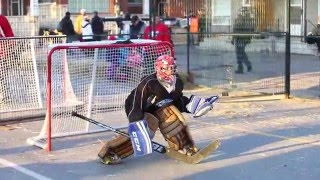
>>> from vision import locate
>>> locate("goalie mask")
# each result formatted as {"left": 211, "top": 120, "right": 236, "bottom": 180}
{"left": 155, "top": 55, "right": 177, "bottom": 84}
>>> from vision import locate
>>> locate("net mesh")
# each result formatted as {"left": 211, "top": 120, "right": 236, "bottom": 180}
{"left": 0, "top": 39, "right": 43, "bottom": 111}
{"left": 27, "top": 39, "right": 173, "bottom": 149}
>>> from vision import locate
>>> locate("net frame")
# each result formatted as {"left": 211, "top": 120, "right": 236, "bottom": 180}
{"left": 26, "top": 39, "right": 174, "bottom": 151}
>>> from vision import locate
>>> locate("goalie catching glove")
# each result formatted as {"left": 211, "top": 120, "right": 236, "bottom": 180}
{"left": 186, "top": 95, "right": 219, "bottom": 118}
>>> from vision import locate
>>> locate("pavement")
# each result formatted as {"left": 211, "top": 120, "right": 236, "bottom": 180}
{"left": 1, "top": 91, "right": 320, "bottom": 180}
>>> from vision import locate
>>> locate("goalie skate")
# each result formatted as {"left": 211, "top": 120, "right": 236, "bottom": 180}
{"left": 165, "top": 139, "right": 220, "bottom": 164}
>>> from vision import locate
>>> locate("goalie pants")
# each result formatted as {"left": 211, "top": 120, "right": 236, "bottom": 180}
{"left": 98, "top": 105, "right": 196, "bottom": 160}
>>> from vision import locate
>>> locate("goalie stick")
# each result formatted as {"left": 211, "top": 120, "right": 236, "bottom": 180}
{"left": 72, "top": 111, "right": 220, "bottom": 164}
{"left": 71, "top": 111, "right": 166, "bottom": 154}
{"left": 166, "top": 139, "right": 220, "bottom": 164}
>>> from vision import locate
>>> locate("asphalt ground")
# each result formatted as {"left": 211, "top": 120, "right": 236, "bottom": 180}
{"left": 1, "top": 91, "right": 320, "bottom": 180}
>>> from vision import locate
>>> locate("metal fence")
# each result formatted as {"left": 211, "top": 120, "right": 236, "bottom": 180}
{"left": 0, "top": 32, "right": 319, "bottom": 122}
{"left": 174, "top": 32, "right": 319, "bottom": 99}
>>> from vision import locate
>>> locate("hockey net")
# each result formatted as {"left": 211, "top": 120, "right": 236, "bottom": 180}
{"left": 27, "top": 39, "right": 174, "bottom": 151}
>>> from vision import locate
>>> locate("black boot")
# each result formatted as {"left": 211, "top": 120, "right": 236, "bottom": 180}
{"left": 234, "top": 66, "right": 243, "bottom": 74}
{"left": 235, "top": 69, "right": 244, "bottom": 74}
{"left": 247, "top": 65, "right": 252, "bottom": 72}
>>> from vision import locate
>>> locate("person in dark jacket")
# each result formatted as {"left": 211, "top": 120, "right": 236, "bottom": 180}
{"left": 91, "top": 11, "right": 105, "bottom": 41}
{"left": 130, "top": 15, "right": 146, "bottom": 39}
{"left": 60, "top": 12, "right": 76, "bottom": 43}
{"left": 231, "top": 7, "right": 254, "bottom": 74}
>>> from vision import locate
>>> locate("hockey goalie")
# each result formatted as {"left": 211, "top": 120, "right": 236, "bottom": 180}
{"left": 98, "top": 55, "right": 219, "bottom": 164}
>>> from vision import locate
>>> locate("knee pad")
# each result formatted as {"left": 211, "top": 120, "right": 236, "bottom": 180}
{"left": 98, "top": 134, "right": 133, "bottom": 160}
{"left": 143, "top": 112, "right": 159, "bottom": 138}
{"left": 154, "top": 105, "right": 195, "bottom": 151}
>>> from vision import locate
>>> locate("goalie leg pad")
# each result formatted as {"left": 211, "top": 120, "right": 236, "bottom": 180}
{"left": 98, "top": 134, "right": 133, "bottom": 161}
{"left": 98, "top": 112, "right": 159, "bottom": 162}
{"left": 155, "top": 105, "right": 196, "bottom": 151}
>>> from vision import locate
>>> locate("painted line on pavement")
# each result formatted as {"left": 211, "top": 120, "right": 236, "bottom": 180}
{"left": 0, "top": 158, "right": 51, "bottom": 180}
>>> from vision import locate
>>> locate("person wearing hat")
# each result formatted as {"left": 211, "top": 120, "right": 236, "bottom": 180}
{"left": 129, "top": 15, "right": 146, "bottom": 39}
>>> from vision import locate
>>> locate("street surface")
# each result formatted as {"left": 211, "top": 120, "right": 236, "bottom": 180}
{"left": 1, "top": 90, "right": 319, "bottom": 180}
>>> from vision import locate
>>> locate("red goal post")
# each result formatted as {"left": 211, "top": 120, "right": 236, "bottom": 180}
{"left": 26, "top": 39, "right": 174, "bottom": 151}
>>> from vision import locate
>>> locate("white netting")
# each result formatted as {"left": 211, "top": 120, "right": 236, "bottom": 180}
{"left": 27, "top": 39, "right": 173, "bottom": 150}
{"left": 0, "top": 39, "right": 42, "bottom": 111}
{"left": 0, "top": 37, "right": 64, "bottom": 118}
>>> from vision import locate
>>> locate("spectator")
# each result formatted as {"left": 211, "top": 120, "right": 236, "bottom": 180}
{"left": 0, "top": 15, "right": 14, "bottom": 38}
{"left": 130, "top": 15, "right": 146, "bottom": 39}
{"left": 75, "top": 9, "right": 86, "bottom": 41}
{"left": 82, "top": 16, "right": 94, "bottom": 42}
{"left": 0, "top": 15, "right": 14, "bottom": 56}
{"left": 231, "top": 7, "right": 254, "bottom": 74}
{"left": 91, "top": 11, "right": 105, "bottom": 41}
{"left": 60, "top": 12, "right": 76, "bottom": 43}
{"left": 143, "top": 16, "right": 172, "bottom": 44}
{"left": 198, "top": 9, "right": 206, "bottom": 43}
{"left": 120, "top": 14, "right": 131, "bottom": 40}
{"left": 310, "top": 23, "right": 320, "bottom": 53}
{"left": 124, "top": 13, "right": 131, "bottom": 21}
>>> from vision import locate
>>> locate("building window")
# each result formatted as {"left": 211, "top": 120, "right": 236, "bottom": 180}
{"left": 212, "top": 0, "right": 231, "bottom": 25}
{"left": 39, "top": 0, "right": 54, "bottom": 3}
{"left": 8, "top": 0, "right": 24, "bottom": 16}
{"left": 243, "top": 0, "right": 251, "bottom": 7}
{"left": 68, "top": 0, "right": 109, "bottom": 14}
{"left": 128, "top": 0, "right": 143, "bottom": 4}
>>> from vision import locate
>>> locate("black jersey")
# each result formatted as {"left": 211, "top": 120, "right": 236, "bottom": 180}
{"left": 125, "top": 73, "right": 190, "bottom": 122}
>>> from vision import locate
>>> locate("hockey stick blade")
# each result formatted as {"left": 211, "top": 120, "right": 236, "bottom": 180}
{"left": 166, "top": 139, "right": 221, "bottom": 164}
{"left": 71, "top": 111, "right": 166, "bottom": 154}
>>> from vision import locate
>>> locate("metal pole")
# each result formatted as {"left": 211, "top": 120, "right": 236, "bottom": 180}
{"left": 149, "top": 0, "right": 153, "bottom": 38}
{"left": 302, "top": 0, "right": 307, "bottom": 40}
{"left": 186, "top": 0, "right": 190, "bottom": 77}
{"left": 285, "top": 0, "right": 291, "bottom": 98}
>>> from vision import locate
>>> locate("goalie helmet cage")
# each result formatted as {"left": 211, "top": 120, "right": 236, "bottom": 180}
{"left": 26, "top": 39, "right": 174, "bottom": 151}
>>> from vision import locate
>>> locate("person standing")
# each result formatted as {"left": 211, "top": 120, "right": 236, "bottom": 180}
{"left": 0, "top": 15, "right": 14, "bottom": 56}
{"left": 232, "top": 7, "right": 254, "bottom": 74}
{"left": 91, "top": 11, "right": 105, "bottom": 41}
{"left": 197, "top": 9, "right": 206, "bottom": 43}
{"left": 0, "top": 15, "right": 14, "bottom": 38}
{"left": 82, "top": 16, "right": 94, "bottom": 42}
{"left": 60, "top": 12, "right": 76, "bottom": 43}
{"left": 75, "top": 9, "right": 86, "bottom": 41}
{"left": 130, "top": 15, "right": 146, "bottom": 39}
{"left": 143, "top": 16, "right": 171, "bottom": 44}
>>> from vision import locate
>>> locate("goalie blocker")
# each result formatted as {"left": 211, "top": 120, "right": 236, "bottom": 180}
{"left": 186, "top": 95, "right": 219, "bottom": 118}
